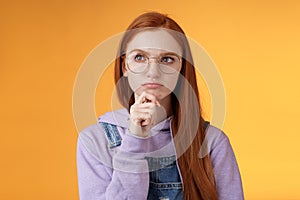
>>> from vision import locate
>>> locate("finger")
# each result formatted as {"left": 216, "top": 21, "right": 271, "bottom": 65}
{"left": 131, "top": 102, "right": 158, "bottom": 110}
{"left": 141, "top": 93, "right": 158, "bottom": 104}
{"left": 135, "top": 92, "right": 146, "bottom": 104}
{"left": 141, "top": 117, "right": 152, "bottom": 127}
{"left": 130, "top": 106, "right": 157, "bottom": 122}
{"left": 130, "top": 112, "right": 152, "bottom": 125}
{"left": 136, "top": 92, "right": 160, "bottom": 106}
{"left": 130, "top": 102, "right": 155, "bottom": 113}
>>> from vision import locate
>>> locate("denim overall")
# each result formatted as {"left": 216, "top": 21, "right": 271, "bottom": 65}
{"left": 100, "top": 122, "right": 184, "bottom": 200}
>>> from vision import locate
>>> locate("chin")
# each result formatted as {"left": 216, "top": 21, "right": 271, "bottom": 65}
{"left": 145, "top": 89, "right": 167, "bottom": 98}
{"left": 156, "top": 92, "right": 172, "bottom": 100}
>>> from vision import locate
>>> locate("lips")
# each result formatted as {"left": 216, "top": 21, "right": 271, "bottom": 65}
{"left": 142, "top": 83, "right": 163, "bottom": 89}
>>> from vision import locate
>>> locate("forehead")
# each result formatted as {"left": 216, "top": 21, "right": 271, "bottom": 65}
{"left": 126, "top": 29, "right": 182, "bottom": 55}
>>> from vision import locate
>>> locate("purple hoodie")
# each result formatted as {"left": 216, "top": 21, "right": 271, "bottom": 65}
{"left": 76, "top": 108, "right": 244, "bottom": 200}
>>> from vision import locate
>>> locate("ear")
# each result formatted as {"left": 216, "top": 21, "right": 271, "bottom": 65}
{"left": 122, "top": 62, "right": 128, "bottom": 77}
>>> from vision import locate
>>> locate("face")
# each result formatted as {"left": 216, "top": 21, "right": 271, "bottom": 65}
{"left": 123, "top": 29, "right": 182, "bottom": 101}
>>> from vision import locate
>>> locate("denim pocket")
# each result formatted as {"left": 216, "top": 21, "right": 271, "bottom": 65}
{"left": 99, "top": 122, "right": 122, "bottom": 148}
{"left": 146, "top": 156, "right": 184, "bottom": 200}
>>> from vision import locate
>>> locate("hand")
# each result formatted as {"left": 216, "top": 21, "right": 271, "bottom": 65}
{"left": 129, "top": 92, "right": 166, "bottom": 137}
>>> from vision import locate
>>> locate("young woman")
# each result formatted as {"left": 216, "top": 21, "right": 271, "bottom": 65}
{"left": 77, "top": 12, "right": 244, "bottom": 200}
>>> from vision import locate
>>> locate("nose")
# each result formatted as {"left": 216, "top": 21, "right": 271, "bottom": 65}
{"left": 146, "top": 61, "right": 161, "bottom": 78}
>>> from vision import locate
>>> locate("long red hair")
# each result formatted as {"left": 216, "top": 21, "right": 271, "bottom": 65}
{"left": 114, "top": 12, "right": 218, "bottom": 200}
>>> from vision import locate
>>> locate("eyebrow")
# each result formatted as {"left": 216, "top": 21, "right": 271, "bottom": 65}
{"left": 129, "top": 49, "right": 180, "bottom": 57}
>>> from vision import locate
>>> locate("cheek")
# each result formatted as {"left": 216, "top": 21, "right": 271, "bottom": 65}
{"left": 127, "top": 74, "right": 142, "bottom": 92}
{"left": 163, "top": 74, "right": 180, "bottom": 92}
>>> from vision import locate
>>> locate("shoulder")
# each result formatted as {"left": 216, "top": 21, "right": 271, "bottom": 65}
{"left": 77, "top": 123, "right": 110, "bottom": 163}
{"left": 77, "top": 108, "right": 129, "bottom": 162}
{"left": 206, "top": 124, "right": 230, "bottom": 148}
{"left": 199, "top": 124, "right": 233, "bottom": 159}
{"left": 98, "top": 108, "right": 129, "bottom": 128}
{"left": 205, "top": 124, "right": 238, "bottom": 166}
{"left": 78, "top": 122, "right": 106, "bottom": 149}
{"left": 79, "top": 108, "right": 129, "bottom": 139}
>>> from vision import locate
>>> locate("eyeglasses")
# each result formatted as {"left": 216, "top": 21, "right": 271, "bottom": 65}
{"left": 125, "top": 49, "right": 182, "bottom": 74}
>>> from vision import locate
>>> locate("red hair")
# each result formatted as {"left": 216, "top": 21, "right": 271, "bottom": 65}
{"left": 114, "top": 12, "right": 218, "bottom": 200}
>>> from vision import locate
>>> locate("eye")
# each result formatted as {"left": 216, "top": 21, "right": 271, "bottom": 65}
{"left": 134, "top": 54, "right": 146, "bottom": 62}
{"left": 160, "top": 56, "right": 175, "bottom": 64}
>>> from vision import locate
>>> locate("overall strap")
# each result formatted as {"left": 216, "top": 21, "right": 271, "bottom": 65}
{"left": 204, "top": 121, "right": 210, "bottom": 131}
{"left": 99, "top": 122, "right": 122, "bottom": 149}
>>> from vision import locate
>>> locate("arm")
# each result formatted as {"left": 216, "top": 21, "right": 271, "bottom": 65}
{"left": 77, "top": 130, "right": 150, "bottom": 200}
{"left": 210, "top": 131, "right": 244, "bottom": 200}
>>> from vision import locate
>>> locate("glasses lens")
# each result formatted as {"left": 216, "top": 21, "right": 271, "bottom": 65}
{"left": 126, "top": 52, "right": 147, "bottom": 73}
{"left": 158, "top": 55, "right": 181, "bottom": 74}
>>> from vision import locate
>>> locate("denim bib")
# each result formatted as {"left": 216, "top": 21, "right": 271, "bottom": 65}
{"left": 100, "top": 122, "right": 184, "bottom": 200}
{"left": 145, "top": 156, "right": 183, "bottom": 200}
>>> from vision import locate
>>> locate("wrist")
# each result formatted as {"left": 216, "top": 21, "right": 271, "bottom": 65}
{"left": 128, "top": 122, "right": 150, "bottom": 138}
{"left": 120, "top": 128, "right": 151, "bottom": 153}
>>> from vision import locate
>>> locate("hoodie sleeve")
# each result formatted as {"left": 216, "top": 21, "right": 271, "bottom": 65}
{"left": 209, "top": 127, "right": 244, "bottom": 200}
{"left": 76, "top": 125, "right": 150, "bottom": 200}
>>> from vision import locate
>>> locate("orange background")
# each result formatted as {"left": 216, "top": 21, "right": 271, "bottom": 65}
{"left": 1, "top": 0, "right": 300, "bottom": 199}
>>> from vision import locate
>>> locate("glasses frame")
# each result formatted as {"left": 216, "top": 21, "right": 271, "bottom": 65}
{"left": 125, "top": 49, "right": 182, "bottom": 74}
